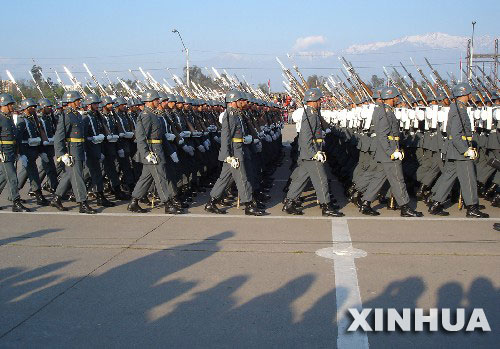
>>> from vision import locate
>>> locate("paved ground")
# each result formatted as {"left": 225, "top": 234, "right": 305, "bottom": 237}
{"left": 0, "top": 125, "right": 498, "bottom": 348}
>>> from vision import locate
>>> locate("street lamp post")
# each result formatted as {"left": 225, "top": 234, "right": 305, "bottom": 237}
{"left": 172, "top": 29, "right": 190, "bottom": 88}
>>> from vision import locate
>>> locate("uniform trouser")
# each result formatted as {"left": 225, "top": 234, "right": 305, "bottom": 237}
{"left": 356, "top": 153, "right": 379, "bottom": 193}
{"left": 286, "top": 159, "right": 330, "bottom": 204}
{"left": 362, "top": 161, "right": 410, "bottom": 206}
{"left": 352, "top": 151, "right": 370, "bottom": 187}
{"left": 210, "top": 161, "right": 253, "bottom": 203}
{"left": 431, "top": 159, "right": 478, "bottom": 206}
{"left": 55, "top": 160, "right": 87, "bottom": 203}
{"left": 17, "top": 152, "right": 42, "bottom": 192}
{"left": 477, "top": 149, "right": 499, "bottom": 184}
{"left": 86, "top": 156, "right": 104, "bottom": 192}
{"left": 117, "top": 153, "right": 135, "bottom": 187}
{"left": 415, "top": 148, "right": 427, "bottom": 182}
{"left": 102, "top": 153, "right": 120, "bottom": 188}
{"left": 0, "top": 161, "right": 20, "bottom": 201}
{"left": 420, "top": 150, "right": 443, "bottom": 187}
{"left": 39, "top": 157, "right": 59, "bottom": 190}
{"left": 132, "top": 163, "right": 171, "bottom": 203}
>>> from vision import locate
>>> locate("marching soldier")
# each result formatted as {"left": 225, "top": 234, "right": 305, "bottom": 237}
{"left": 0, "top": 93, "right": 30, "bottom": 212}
{"left": 205, "top": 89, "right": 265, "bottom": 216}
{"left": 359, "top": 86, "right": 423, "bottom": 217}
{"left": 283, "top": 88, "right": 344, "bottom": 217}
{"left": 127, "top": 90, "right": 184, "bottom": 214}
{"left": 428, "top": 83, "right": 489, "bottom": 218}
{"left": 50, "top": 91, "right": 97, "bottom": 214}
{"left": 37, "top": 98, "right": 59, "bottom": 193}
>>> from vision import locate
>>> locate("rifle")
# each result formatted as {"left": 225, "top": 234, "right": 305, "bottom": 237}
{"left": 470, "top": 68, "right": 493, "bottom": 103}
{"left": 83, "top": 63, "right": 108, "bottom": 96}
{"left": 476, "top": 65, "right": 498, "bottom": 89}
{"left": 276, "top": 57, "right": 305, "bottom": 98}
{"left": 103, "top": 70, "right": 119, "bottom": 96}
{"left": 5, "top": 70, "right": 26, "bottom": 99}
{"left": 339, "top": 57, "right": 374, "bottom": 101}
{"left": 29, "top": 70, "right": 45, "bottom": 98}
{"left": 424, "top": 58, "right": 452, "bottom": 99}
{"left": 63, "top": 66, "right": 86, "bottom": 96}
{"left": 287, "top": 53, "right": 309, "bottom": 89}
{"left": 383, "top": 67, "right": 411, "bottom": 105}
{"left": 410, "top": 57, "right": 437, "bottom": 99}
{"left": 128, "top": 69, "right": 147, "bottom": 92}
{"left": 54, "top": 70, "right": 68, "bottom": 92}
{"left": 400, "top": 62, "right": 428, "bottom": 106}
{"left": 392, "top": 66, "right": 418, "bottom": 102}
{"left": 461, "top": 68, "right": 485, "bottom": 105}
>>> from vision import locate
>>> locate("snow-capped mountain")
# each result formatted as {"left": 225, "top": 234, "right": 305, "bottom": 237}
{"left": 345, "top": 32, "right": 496, "bottom": 54}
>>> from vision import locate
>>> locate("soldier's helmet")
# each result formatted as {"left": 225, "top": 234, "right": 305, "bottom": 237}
{"left": 425, "top": 89, "right": 436, "bottom": 102}
{"left": 140, "top": 89, "right": 160, "bottom": 103}
{"left": 62, "top": 91, "right": 83, "bottom": 103}
{"left": 158, "top": 91, "right": 168, "bottom": 102}
{"left": 225, "top": 89, "right": 244, "bottom": 103}
{"left": 20, "top": 98, "right": 37, "bottom": 110}
{"left": 435, "top": 90, "right": 446, "bottom": 101}
{"left": 303, "top": 88, "right": 324, "bottom": 102}
{"left": 0, "top": 93, "right": 15, "bottom": 106}
{"left": 452, "top": 83, "right": 473, "bottom": 98}
{"left": 114, "top": 96, "right": 127, "bottom": 107}
{"left": 490, "top": 91, "right": 500, "bottom": 101}
{"left": 83, "top": 93, "right": 101, "bottom": 106}
{"left": 166, "top": 93, "right": 175, "bottom": 101}
{"left": 101, "top": 96, "right": 114, "bottom": 106}
{"left": 38, "top": 98, "right": 53, "bottom": 108}
{"left": 380, "top": 86, "right": 400, "bottom": 100}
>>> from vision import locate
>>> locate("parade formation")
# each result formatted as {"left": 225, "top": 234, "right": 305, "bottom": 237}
{"left": 0, "top": 56, "right": 499, "bottom": 219}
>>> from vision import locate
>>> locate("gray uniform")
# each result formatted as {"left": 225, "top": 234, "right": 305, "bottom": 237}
{"left": 83, "top": 111, "right": 105, "bottom": 192}
{"left": 54, "top": 107, "right": 88, "bottom": 203}
{"left": 131, "top": 107, "right": 172, "bottom": 203}
{"left": 16, "top": 115, "right": 43, "bottom": 192}
{"left": 0, "top": 112, "right": 21, "bottom": 201}
{"left": 210, "top": 107, "right": 253, "bottom": 203}
{"left": 431, "top": 101, "right": 478, "bottom": 205}
{"left": 286, "top": 106, "right": 330, "bottom": 204}
{"left": 362, "top": 104, "right": 410, "bottom": 206}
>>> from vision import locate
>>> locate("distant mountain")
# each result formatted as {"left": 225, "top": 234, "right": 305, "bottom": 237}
{"left": 344, "top": 32, "right": 496, "bottom": 54}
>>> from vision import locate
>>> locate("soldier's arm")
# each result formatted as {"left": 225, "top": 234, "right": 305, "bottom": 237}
{"left": 450, "top": 106, "right": 470, "bottom": 155}
{"left": 375, "top": 107, "right": 394, "bottom": 157}
{"left": 135, "top": 114, "right": 150, "bottom": 159}
{"left": 53, "top": 113, "right": 68, "bottom": 157}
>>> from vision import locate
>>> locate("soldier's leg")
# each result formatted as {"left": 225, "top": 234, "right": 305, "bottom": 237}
{"left": 102, "top": 155, "right": 121, "bottom": 189}
{"left": 86, "top": 157, "right": 104, "bottom": 192}
{"left": 55, "top": 167, "right": 72, "bottom": 198}
{"left": 25, "top": 153, "right": 42, "bottom": 192}
{"left": 117, "top": 153, "right": 135, "bottom": 189}
{"left": 383, "top": 162, "right": 410, "bottom": 206}
{"left": 456, "top": 160, "right": 479, "bottom": 206}
{"left": 1, "top": 162, "right": 21, "bottom": 201}
{"left": 286, "top": 161, "right": 309, "bottom": 201}
{"left": 131, "top": 165, "right": 154, "bottom": 200}
{"left": 210, "top": 162, "right": 233, "bottom": 199}
{"left": 68, "top": 160, "right": 87, "bottom": 203}
{"left": 230, "top": 159, "right": 253, "bottom": 203}
{"left": 431, "top": 160, "right": 458, "bottom": 203}
{"left": 17, "top": 165, "right": 28, "bottom": 190}
{"left": 40, "top": 157, "right": 58, "bottom": 190}
{"left": 477, "top": 149, "right": 496, "bottom": 184}
{"left": 149, "top": 164, "right": 172, "bottom": 203}
{"left": 361, "top": 162, "right": 387, "bottom": 202}
{"left": 304, "top": 160, "right": 330, "bottom": 204}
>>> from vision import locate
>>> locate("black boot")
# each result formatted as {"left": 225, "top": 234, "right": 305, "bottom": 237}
{"left": 50, "top": 195, "right": 68, "bottom": 211}
{"left": 466, "top": 205, "right": 489, "bottom": 218}
{"left": 204, "top": 198, "right": 226, "bottom": 214}
{"left": 12, "top": 198, "right": 31, "bottom": 212}
{"left": 114, "top": 187, "right": 130, "bottom": 201}
{"left": 484, "top": 184, "right": 498, "bottom": 201}
{"left": 491, "top": 193, "right": 500, "bottom": 208}
{"left": 172, "top": 196, "right": 189, "bottom": 209}
{"left": 416, "top": 184, "right": 429, "bottom": 201}
{"left": 34, "top": 190, "right": 49, "bottom": 206}
{"left": 165, "top": 200, "right": 184, "bottom": 214}
{"left": 400, "top": 204, "right": 423, "bottom": 217}
{"left": 252, "top": 199, "right": 266, "bottom": 210}
{"left": 79, "top": 201, "right": 97, "bottom": 214}
{"left": 128, "top": 198, "right": 147, "bottom": 213}
{"left": 96, "top": 192, "right": 115, "bottom": 207}
{"left": 360, "top": 200, "right": 379, "bottom": 216}
{"left": 477, "top": 182, "right": 485, "bottom": 198}
{"left": 428, "top": 201, "right": 449, "bottom": 216}
{"left": 320, "top": 203, "right": 344, "bottom": 217}
{"left": 28, "top": 190, "right": 36, "bottom": 198}
{"left": 282, "top": 198, "right": 303, "bottom": 215}
{"left": 244, "top": 202, "right": 265, "bottom": 216}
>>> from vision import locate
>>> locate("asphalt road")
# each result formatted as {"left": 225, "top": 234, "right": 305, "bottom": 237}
{"left": 0, "top": 124, "right": 498, "bottom": 348}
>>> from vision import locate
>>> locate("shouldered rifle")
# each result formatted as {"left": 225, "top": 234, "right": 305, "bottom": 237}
{"left": 469, "top": 68, "right": 493, "bottom": 103}
{"left": 63, "top": 66, "right": 86, "bottom": 96}
{"left": 83, "top": 64, "right": 107, "bottom": 96}
{"left": 287, "top": 53, "right": 309, "bottom": 90}
{"left": 400, "top": 62, "right": 428, "bottom": 106}
{"left": 391, "top": 66, "right": 419, "bottom": 102}
{"left": 461, "top": 68, "right": 485, "bottom": 106}
{"left": 54, "top": 70, "right": 68, "bottom": 92}
{"left": 410, "top": 57, "right": 437, "bottom": 99}
{"left": 424, "top": 58, "right": 452, "bottom": 99}
{"left": 383, "top": 68, "right": 411, "bottom": 105}
{"left": 5, "top": 70, "right": 26, "bottom": 99}
{"left": 103, "top": 70, "right": 119, "bottom": 96}
{"left": 29, "top": 70, "right": 45, "bottom": 98}
{"left": 128, "top": 69, "right": 146, "bottom": 92}
{"left": 475, "top": 65, "right": 498, "bottom": 89}
{"left": 339, "top": 57, "right": 374, "bottom": 101}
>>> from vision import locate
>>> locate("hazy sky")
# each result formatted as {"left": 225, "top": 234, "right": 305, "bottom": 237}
{"left": 1, "top": 0, "right": 499, "bottom": 89}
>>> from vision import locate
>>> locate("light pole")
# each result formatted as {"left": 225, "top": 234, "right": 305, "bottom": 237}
{"left": 469, "top": 21, "right": 476, "bottom": 80}
{"left": 172, "top": 29, "right": 190, "bottom": 87}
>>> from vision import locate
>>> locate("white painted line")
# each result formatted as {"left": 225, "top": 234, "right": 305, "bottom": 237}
{"left": 331, "top": 219, "right": 369, "bottom": 349}
{"left": 0, "top": 210, "right": 498, "bottom": 222}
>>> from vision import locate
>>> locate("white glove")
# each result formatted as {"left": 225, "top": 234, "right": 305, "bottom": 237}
{"left": 391, "top": 150, "right": 403, "bottom": 161}
{"left": 225, "top": 156, "right": 240, "bottom": 169}
{"left": 125, "top": 131, "right": 134, "bottom": 139}
{"left": 203, "top": 131, "right": 209, "bottom": 136}
{"left": 197, "top": 144, "right": 206, "bottom": 153}
{"left": 165, "top": 133, "right": 176, "bottom": 141}
{"left": 265, "top": 135, "right": 272, "bottom": 143}
{"left": 243, "top": 135, "right": 253, "bottom": 144}
{"left": 170, "top": 152, "right": 179, "bottom": 163}
{"left": 214, "top": 135, "right": 220, "bottom": 143}
{"left": 203, "top": 139, "right": 210, "bottom": 150}
{"left": 180, "top": 131, "right": 191, "bottom": 138}
{"left": 47, "top": 137, "right": 54, "bottom": 145}
{"left": 258, "top": 131, "right": 265, "bottom": 139}
{"left": 325, "top": 128, "right": 332, "bottom": 134}
{"left": 312, "top": 151, "right": 327, "bottom": 163}
{"left": 19, "top": 154, "right": 28, "bottom": 168}
{"left": 28, "top": 137, "right": 41, "bottom": 146}
{"left": 178, "top": 137, "right": 185, "bottom": 145}
{"left": 465, "top": 148, "right": 477, "bottom": 160}
{"left": 117, "top": 149, "right": 125, "bottom": 158}
{"left": 119, "top": 132, "right": 125, "bottom": 138}
{"left": 145, "top": 152, "right": 158, "bottom": 164}
{"left": 100, "top": 153, "right": 105, "bottom": 162}
{"left": 40, "top": 152, "right": 49, "bottom": 163}
{"left": 182, "top": 145, "right": 194, "bottom": 156}
{"left": 272, "top": 133, "right": 278, "bottom": 141}
{"left": 106, "top": 135, "right": 114, "bottom": 141}
{"left": 255, "top": 140, "right": 263, "bottom": 152}
{"left": 61, "top": 153, "right": 73, "bottom": 167}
